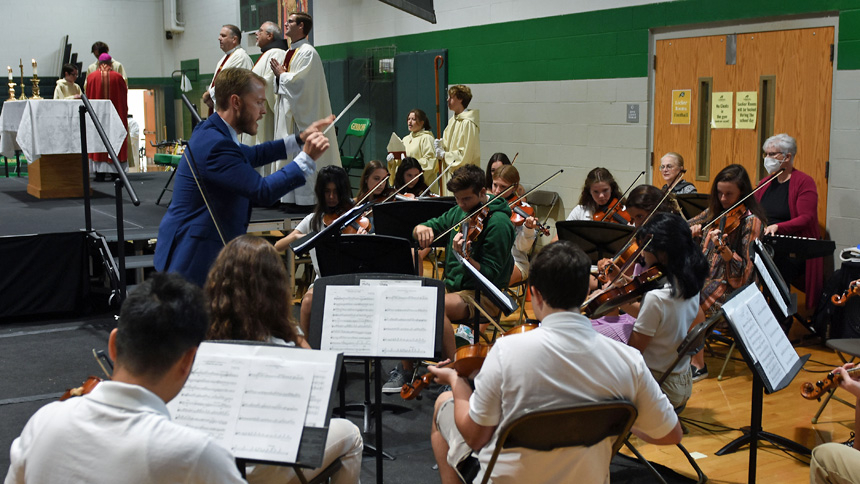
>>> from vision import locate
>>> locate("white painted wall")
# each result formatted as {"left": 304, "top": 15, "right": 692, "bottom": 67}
{"left": 0, "top": 0, "right": 171, "bottom": 80}
{"left": 314, "top": 0, "right": 667, "bottom": 46}
{"left": 827, "top": 69, "right": 860, "bottom": 260}
{"left": 169, "top": 0, "right": 243, "bottom": 74}
{"left": 470, "top": 77, "right": 650, "bottom": 220}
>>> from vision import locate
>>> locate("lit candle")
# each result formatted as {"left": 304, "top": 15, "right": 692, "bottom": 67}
{"left": 7, "top": 66, "right": 11, "bottom": 81}
{"left": 31, "top": 59, "right": 37, "bottom": 76}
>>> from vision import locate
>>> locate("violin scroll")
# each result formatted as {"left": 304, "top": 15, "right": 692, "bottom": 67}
{"left": 832, "top": 279, "right": 860, "bottom": 307}
{"left": 60, "top": 376, "right": 103, "bottom": 401}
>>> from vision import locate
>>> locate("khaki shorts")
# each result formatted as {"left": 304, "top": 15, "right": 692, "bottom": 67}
{"left": 435, "top": 397, "right": 475, "bottom": 469}
{"left": 650, "top": 368, "right": 692, "bottom": 411}
{"left": 454, "top": 289, "right": 501, "bottom": 321}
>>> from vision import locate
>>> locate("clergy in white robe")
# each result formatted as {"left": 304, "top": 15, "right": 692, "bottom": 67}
{"left": 436, "top": 85, "right": 480, "bottom": 195}
{"left": 242, "top": 21, "right": 288, "bottom": 176}
{"left": 204, "top": 25, "right": 253, "bottom": 112}
{"left": 272, "top": 13, "right": 340, "bottom": 206}
{"left": 54, "top": 64, "right": 82, "bottom": 99}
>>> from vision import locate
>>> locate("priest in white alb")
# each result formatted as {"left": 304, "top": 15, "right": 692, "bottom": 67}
{"left": 242, "top": 21, "right": 288, "bottom": 176}
{"left": 271, "top": 11, "right": 340, "bottom": 207}
{"left": 435, "top": 84, "right": 480, "bottom": 195}
{"left": 202, "top": 24, "right": 253, "bottom": 113}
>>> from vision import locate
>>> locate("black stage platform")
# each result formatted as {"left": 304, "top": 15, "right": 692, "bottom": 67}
{"left": 0, "top": 172, "right": 692, "bottom": 483}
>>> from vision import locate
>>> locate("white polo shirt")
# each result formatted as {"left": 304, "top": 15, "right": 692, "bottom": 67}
{"left": 5, "top": 381, "right": 246, "bottom": 484}
{"left": 469, "top": 311, "right": 678, "bottom": 484}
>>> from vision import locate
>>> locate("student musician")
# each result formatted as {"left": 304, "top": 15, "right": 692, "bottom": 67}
{"left": 565, "top": 167, "right": 628, "bottom": 223}
{"left": 491, "top": 165, "right": 539, "bottom": 286}
{"left": 384, "top": 165, "right": 514, "bottom": 392}
{"left": 394, "top": 157, "right": 431, "bottom": 197}
{"left": 687, "top": 164, "right": 766, "bottom": 380}
{"left": 274, "top": 165, "right": 365, "bottom": 335}
{"left": 428, "top": 241, "right": 682, "bottom": 484}
{"left": 484, "top": 152, "right": 526, "bottom": 197}
{"left": 356, "top": 160, "right": 393, "bottom": 205}
{"left": 628, "top": 212, "right": 708, "bottom": 410}
{"left": 205, "top": 235, "right": 363, "bottom": 484}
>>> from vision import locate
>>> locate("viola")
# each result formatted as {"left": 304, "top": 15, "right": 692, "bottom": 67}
{"left": 832, "top": 279, "right": 860, "bottom": 306}
{"left": 594, "top": 198, "right": 633, "bottom": 225}
{"left": 60, "top": 375, "right": 103, "bottom": 401}
{"left": 400, "top": 322, "right": 538, "bottom": 400}
{"left": 582, "top": 266, "right": 664, "bottom": 318}
{"left": 800, "top": 366, "right": 860, "bottom": 401}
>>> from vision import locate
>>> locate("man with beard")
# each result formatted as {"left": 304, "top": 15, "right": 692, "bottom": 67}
{"left": 155, "top": 68, "right": 333, "bottom": 286}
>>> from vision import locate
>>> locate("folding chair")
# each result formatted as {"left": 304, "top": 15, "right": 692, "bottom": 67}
{"left": 810, "top": 338, "right": 860, "bottom": 424}
{"left": 480, "top": 400, "right": 638, "bottom": 484}
{"left": 624, "top": 315, "right": 721, "bottom": 484}
{"left": 338, "top": 118, "right": 371, "bottom": 191}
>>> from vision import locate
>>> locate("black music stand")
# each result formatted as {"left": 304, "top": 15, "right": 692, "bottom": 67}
{"left": 290, "top": 202, "right": 370, "bottom": 256}
{"left": 675, "top": 193, "right": 709, "bottom": 220}
{"left": 373, "top": 199, "right": 456, "bottom": 272}
{"left": 555, "top": 220, "right": 634, "bottom": 265}
{"left": 309, "top": 273, "right": 445, "bottom": 484}
{"left": 315, "top": 234, "right": 416, "bottom": 277}
{"left": 753, "top": 239, "right": 797, "bottom": 322}
{"left": 713, "top": 284, "right": 811, "bottom": 483}
{"left": 452, "top": 250, "right": 518, "bottom": 340}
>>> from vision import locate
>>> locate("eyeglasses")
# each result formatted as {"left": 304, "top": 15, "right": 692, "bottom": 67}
{"left": 762, "top": 151, "right": 785, "bottom": 158}
{"left": 659, "top": 165, "right": 677, "bottom": 170}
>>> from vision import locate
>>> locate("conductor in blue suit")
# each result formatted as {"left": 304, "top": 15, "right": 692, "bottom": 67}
{"left": 155, "top": 67, "right": 333, "bottom": 285}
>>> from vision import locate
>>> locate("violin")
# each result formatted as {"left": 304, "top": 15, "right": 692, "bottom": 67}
{"left": 593, "top": 198, "right": 633, "bottom": 225}
{"left": 597, "top": 240, "right": 640, "bottom": 284}
{"left": 60, "top": 375, "right": 103, "bottom": 401}
{"left": 400, "top": 322, "right": 538, "bottom": 400}
{"left": 800, "top": 366, "right": 860, "bottom": 401}
{"left": 509, "top": 199, "right": 550, "bottom": 236}
{"left": 833, "top": 279, "right": 860, "bottom": 306}
{"left": 323, "top": 209, "right": 370, "bottom": 234}
{"left": 711, "top": 204, "right": 746, "bottom": 255}
{"left": 582, "top": 266, "right": 664, "bottom": 318}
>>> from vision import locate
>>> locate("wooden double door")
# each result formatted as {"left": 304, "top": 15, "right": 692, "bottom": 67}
{"left": 653, "top": 26, "right": 833, "bottom": 231}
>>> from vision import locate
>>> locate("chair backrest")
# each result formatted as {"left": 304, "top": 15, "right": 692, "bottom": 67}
{"left": 656, "top": 312, "right": 724, "bottom": 386}
{"left": 344, "top": 118, "right": 371, "bottom": 138}
{"left": 481, "top": 400, "right": 637, "bottom": 484}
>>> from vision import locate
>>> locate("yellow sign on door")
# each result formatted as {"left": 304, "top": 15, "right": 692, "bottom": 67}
{"left": 711, "top": 92, "right": 733, "bottom": 129}
{"left": 735, "top": 91, "right": 758, "bottom": 130}
{"left": 671, "top": 90, "right": 691, "bottom": 125}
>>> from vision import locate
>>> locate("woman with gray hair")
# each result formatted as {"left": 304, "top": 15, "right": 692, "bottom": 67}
{"left": 754, "top": 133, "right": 822, "bottom": 310}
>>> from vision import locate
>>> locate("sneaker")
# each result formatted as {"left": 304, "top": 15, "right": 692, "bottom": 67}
{"left": 454, "top": 325, "right": 475, "bottom": 345}
{"left": 844, "top": 432, "right": 855, "bottom": 448}
{"left": 382, "top": 365, "right": 409, "bottom": 394}
{"left": 691, "top": 364, "right": 709, "bottom": 383}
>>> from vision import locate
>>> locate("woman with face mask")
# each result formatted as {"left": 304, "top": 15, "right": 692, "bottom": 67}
{"left": 754, "top": 133, "right": 822, "bottom": 311}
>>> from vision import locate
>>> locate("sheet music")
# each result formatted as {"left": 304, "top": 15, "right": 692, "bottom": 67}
{"left": 167, "top": 342, "right": 341, "bottom": 464}
{"left": 753, "top": 240, "right": 790, "bottom": 317}
{"left": 320, "top": 284, "right": 437, "bottom": 358}
{"left": 721, "top": 285, "right": 800, "bottom": 389}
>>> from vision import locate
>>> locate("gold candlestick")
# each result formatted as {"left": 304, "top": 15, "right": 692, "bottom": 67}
{"left": 7, "top": 82, "right": 16, "bottom": 101}
{"left": 30, "top": 75, "right": 42, "bottom": 100}
{"left": 17, "top": 60, "right": 27, "bottom": 100}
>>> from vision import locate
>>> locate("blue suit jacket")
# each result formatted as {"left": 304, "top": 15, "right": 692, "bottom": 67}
{"left": 154, "top": 114, "right": 306, "bottom": 285}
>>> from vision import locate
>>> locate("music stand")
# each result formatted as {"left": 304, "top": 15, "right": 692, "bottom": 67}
{"left": 713, "top": 284, "right": 811, "bottom": 483}
{"left": 555, "top": 220, "right": 634, "bottom": 264}
{"left": 753, "top": 239, "right": 797, "bottom": 321}
{"left": 290, "top": 202, "right": 370, "bottom": 256}
{"left": 309, "top": 273, "right": 445, "bottom": 484}
{"left": 675, "top": 193, "right": 709, "bottom": 220}
{"left": 373, "top": 199, "right": 456, "bottom": 273}
{"left": 315, "top": 234, "right": 416, "bottom": 277}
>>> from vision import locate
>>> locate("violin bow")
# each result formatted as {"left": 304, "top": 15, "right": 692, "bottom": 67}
{"left": 510, "top": 152, "right": 519, "bottom": 165}
{"left": 599, "top": 171, "right": 644, "bottom": 222}
{"left": 420, "top": 162, "right": 456, "bottom": 198}
{"left": 431, "top": 184, "right": 517, "bottom": 244}
{"left": 379, "top": 175, "right": 417, "bottom": 204}
{"left": 505, "top": 169, "right": 564, "bottom": 209}
{"left": 581, "top": 235, "right": 653, "bottom": 310}
{"left": 355, "top": 175, "right": 391, "bottom": 206}
{"left": 701, "top": 168, "right": 785, "bottom": 232}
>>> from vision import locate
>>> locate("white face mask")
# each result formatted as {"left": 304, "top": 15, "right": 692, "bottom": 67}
{"left": 764, "top": 156, "right": 782, "bottom": 174}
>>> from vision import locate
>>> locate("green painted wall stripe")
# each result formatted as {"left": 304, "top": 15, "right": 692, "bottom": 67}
{"left": 316, "top": 0, "right": 860, "bottom": 84}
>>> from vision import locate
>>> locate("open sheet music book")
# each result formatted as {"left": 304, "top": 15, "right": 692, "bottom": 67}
{"left": 721, "top": 284, "right": 805, "bottom": 393}
{"left": 167, "top": 341, "right": 342, "bottom": 466}
{"left": 319, "top": 279, "right": 438, "bottom": 358}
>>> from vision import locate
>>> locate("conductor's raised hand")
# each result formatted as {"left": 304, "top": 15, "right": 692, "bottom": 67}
{"left": 302, "top": 132, "right": 330, "bottom": 160}
{"left": 301, "top": 115, "right": 336, "bottom": 142}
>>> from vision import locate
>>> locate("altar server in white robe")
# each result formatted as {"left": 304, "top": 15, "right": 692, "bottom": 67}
{"left": 84, "top": 41, "right": 127, "bottom": 90}
{"left": 435, "top": 85, "right": 480, "bottom": 196}
{"left": 203, "top": 24, "right": 253, "bottom": 113}
{"left": 54, "top": 64, "right": 82, "bottom": 99}
{"left": 243, "top": 21, "right": 288, "bottom": 176}
{"left": 271, "top": 11, "right": 340, "bottom": 207}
